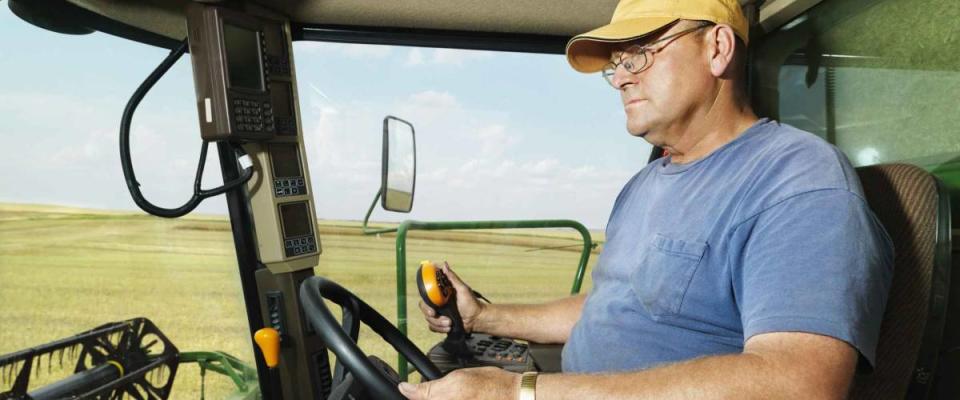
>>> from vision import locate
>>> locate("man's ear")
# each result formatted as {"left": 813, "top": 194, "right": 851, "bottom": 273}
{"left": 707, "top": 24, "right": 737, "bottom": 79}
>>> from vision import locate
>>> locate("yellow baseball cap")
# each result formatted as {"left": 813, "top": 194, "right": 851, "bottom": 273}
{"left": 566, "top": 0, "right": 750, "bottom": 73}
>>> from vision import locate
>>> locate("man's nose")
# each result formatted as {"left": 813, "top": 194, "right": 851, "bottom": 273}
{"left": 612, "top": 63, "right": 638, "bottom": 90}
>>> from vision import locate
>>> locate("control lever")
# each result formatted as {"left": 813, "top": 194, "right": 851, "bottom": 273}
{"left": 416, "top": 260, "right": 472, "bottom": 361}
{"left": 254, "top": 328, "right": 281, "bottom": 368}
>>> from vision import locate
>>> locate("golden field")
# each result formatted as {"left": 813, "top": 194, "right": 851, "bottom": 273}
{"left": 0, "top": 203, "right": 598, "bottom": 398}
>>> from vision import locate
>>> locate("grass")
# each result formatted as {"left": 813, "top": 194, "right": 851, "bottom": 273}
{"left": 0, "top": 203, "right": 598, "bottom": 398}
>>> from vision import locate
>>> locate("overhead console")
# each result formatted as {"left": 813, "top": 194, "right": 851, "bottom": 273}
{"left": 186, "top": 4, "right": 319, "bottom": 273}
{"left": 185, "top": 4, "right": 326, "bottom": 399}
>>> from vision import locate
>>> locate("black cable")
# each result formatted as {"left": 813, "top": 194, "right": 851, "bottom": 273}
{"left": 119, "top": 39, "right": 253, "bottom": 218}
{"left": 472, "top": 290, "right": 491, "bottom": 304}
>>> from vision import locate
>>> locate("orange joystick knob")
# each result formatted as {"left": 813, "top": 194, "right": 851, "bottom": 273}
{"left": 254, "top": 328, "right": 281, "bottom": 368}
{"left": 418, "top": 260, "right": 452, "bottom": 308}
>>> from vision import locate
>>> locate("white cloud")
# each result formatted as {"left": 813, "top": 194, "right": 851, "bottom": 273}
{"left": 431, "top": 49, "right": 493, "bottom": 66}
{"left": 406, "top": 49, "right": 425, "bottom": 66}
{"left": 409, "top": 90, "right": 459, "bottom": 109}
{"left": 476, "top": 124, "right": 519, "bottom": 158}
{"left": 295, "top": 42, "right": 393, "bottom": 59}
{"left": 524, "top": 159, "right": 559, "bottom": 174}
{"left": 402, "top": 48, "right": 495, "bottom": 67}
{"left": 398, "top": 90, "right": 463, "bottom": 127}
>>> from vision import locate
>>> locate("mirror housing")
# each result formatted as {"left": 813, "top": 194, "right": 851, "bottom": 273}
{"left": 381, "top": 116, "right": 416, "bottom": 213}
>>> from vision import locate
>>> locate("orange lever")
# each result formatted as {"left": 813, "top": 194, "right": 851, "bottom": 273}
{"left": 254, "top": 328, "right": 280, "bottom": 368}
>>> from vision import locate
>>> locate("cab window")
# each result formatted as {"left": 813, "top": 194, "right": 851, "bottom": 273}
{"left": 756, "top": 0, "right": 960, "bottom": 224}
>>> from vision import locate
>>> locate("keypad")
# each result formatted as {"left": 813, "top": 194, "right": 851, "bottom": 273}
{"left": 274, "top": 116, "right": 296, "bottom": 135}
{"left": 232, "top": 98, "right": 276, "bottom": 133}
{"left": 266, "top": 55, "right": 291, "bottom": 76}
{"left": 427, "top": 333, "right": 531, "bottom": 373}
{"left": 473, "top": 338, "right": 528, "bottom": 363}
{"left": 284, "top": 235, "right": 317, "bottom": 258}
{"left": 273, "top": 177, "right": 307, "bottom": 198}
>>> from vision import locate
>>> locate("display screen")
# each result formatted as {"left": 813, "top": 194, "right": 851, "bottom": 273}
{"left": 270, "top": 144, "right": 301, "bottom": 178}
{"left": 223, "top": 23, "right": 264, "bottom": 91}
{"left": 280, "top": 202, "right": 312, "bottom": 238}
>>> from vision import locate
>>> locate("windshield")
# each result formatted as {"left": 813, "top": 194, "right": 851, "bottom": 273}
{"left": 0, "top": 7, "right": 650, "bottom": 397}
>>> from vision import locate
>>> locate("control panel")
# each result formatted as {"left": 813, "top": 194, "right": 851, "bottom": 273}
{"left": 186, "top": 4, "right": 327, "bottom": 400}
{"left": 270, "top": 143, "right": 308, "bottom": 197}
{"left": 279, "top": 201, "right": 319, "bottom": 257}
{"left": 187, "top": 4, "right": 320, "bottom": 273}
{"left": 427, "top": 333, "right": 535, "bottom": 373}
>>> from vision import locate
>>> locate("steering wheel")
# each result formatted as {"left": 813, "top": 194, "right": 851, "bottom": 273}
{"left": 299, "top": 276, "right": 443, "bottom": 400}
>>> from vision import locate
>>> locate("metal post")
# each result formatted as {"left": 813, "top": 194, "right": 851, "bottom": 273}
{"left": 216, "top": 142, "right": 282, "bottom": 400}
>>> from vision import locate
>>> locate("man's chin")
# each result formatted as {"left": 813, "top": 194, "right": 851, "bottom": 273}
{"left": 627, "top": 128, "right": 651, "bottom": 140}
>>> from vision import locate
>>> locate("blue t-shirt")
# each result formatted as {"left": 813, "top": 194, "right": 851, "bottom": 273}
{"left": 561, "top": 119, "right": 894, "bottom": 373}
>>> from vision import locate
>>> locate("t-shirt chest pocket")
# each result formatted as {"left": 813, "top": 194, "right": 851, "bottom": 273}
{"left": 630, "top": 234, "right": 708, "bottom": 319}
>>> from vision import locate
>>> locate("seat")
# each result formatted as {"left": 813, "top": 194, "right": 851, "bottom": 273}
{"left": 848, "top": 163, "right": 953, "bottom": 400}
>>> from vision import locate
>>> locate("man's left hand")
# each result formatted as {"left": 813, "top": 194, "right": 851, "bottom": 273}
{"left": 398, "top": 367, "right": 519, "bottom": 400}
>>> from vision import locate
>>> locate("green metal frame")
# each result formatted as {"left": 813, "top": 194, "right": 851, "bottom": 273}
{"left": 363, "top": 192, "right": 594, "bottom": 379}
{"left": 179, "top": 351, "right": 260, "bottom": 400}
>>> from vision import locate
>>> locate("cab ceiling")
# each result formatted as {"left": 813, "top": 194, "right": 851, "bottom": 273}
{"left": 66, "top": 0, "right": 616, "bottom": 42}
{"left": 59, "top": 0, "right": 797, "bottom": 51}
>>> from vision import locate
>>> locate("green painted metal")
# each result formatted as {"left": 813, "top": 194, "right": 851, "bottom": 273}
{"left": 362, "top": 188, "right": 401, "bottom": 235}
{"left": 179, "top": 351, "right": 260, "bottom": 400}
{"left": 362, "top": 191, "right": 594, "bottom": 378}
{"left": 386, "top": 219, "right": 594, "bottom": 379}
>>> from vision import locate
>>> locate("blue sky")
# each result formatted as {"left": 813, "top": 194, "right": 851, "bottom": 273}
{"left": 0, "top": 7, "right": 653, "bottom": 229}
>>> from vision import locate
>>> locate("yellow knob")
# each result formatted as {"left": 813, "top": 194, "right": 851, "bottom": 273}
{"left": 420, "top": 260, "right": 451, "bottom": 307}
{"left": 254, "top": 328, "right": 281, "bottom": 368}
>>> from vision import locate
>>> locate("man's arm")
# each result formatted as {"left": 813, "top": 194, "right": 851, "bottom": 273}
{"left": 400, "top": 331, "right": 857, "bottom": 399}
{"left": 537, "top": 331, "right": 856, "bottom": 399}
{"left": 419, "top": 263, "right": 586, "bottom": 344}
{"left": 474, "top": 293, "right": 586, "bottom": 344}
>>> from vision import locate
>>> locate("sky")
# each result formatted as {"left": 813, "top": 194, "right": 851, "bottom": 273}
{"left": 0, "top": 6, "right": 654, "bottom": 229}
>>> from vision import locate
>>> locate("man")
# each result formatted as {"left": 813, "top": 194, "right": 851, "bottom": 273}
{"left": 399, "top": 0, "right": 893, "bottom": 398}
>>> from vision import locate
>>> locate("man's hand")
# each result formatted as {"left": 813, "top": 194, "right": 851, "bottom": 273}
{"left": 397, "top": 367, "right": 519, "bottom": 400}
{"left": 418, "top": 262, "right": 487, "bottom": 333}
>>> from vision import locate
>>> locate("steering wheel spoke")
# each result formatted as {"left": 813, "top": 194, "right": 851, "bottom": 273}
{"left": 300, "top": 277, "right": 443, "bottom": 400}
{"left": 333, "top": 296, "right": 361, "bottom": 385}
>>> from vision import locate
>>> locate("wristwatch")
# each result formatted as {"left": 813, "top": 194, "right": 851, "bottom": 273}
{"left": 519, "top": 371, "right": 538, "bottom": 400}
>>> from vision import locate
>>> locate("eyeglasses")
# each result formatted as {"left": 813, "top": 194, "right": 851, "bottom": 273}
{"left": 602, "top": 23, "right": 712, "bottom": 88}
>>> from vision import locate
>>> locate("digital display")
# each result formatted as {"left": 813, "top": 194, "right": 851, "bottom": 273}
{"left": 270, "top": 144, "right": 302, "bottom": 178}
{"left": 280, "top": 202, "right": 312, "bottom": 238}
{"left": 223, "top": 23, "right": 264, "bottom": 91}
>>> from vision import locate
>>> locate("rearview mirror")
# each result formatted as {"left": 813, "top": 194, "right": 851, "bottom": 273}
{"left": 381, "top": 116, "right": 416, "bottom": 213}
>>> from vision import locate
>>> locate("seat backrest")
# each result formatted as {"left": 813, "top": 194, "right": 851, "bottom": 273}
{"left": 849, "top": 163, "right": 952, "bottom": 400}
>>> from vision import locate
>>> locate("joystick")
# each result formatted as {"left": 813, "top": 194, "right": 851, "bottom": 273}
{"left": 416, "top": 260, "right": 472, "bottom": 361}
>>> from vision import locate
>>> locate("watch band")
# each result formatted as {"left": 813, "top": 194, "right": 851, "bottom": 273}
{"left": 519, "top": 371, "right": 538, "bottom": 400}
